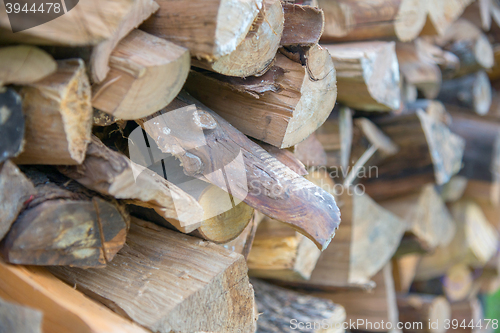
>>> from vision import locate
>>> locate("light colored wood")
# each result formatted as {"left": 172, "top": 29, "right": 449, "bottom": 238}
{"left": 141, "top": 0, "right": 262, "bottom": 60}
{"left": 319, "top": 0, "right": 427, "bottom": 42}
{"left": 0, "top": 0, "right": 135, "bottom": 46}
{"left": 137, "top": 94, "right": 341, "bottom": 250}
{"left": 0, "top": 296, "right": 42, "bottom": 333}
{"left": 50, "top": 218, "right": 258, "bottom": 333}
{"left": 58, "top": 135, "right": 204, "bottom": 233}
{"left": 90, "top": 0, "right": 159, "bottom": 82}
{"left": 292, "top": 133, "right": 328, "bottom": 168}
{"left": 392, "top": 254, "right": 421, "bottom": 293}
{"left": 440, "top": 176, "right": 468, "bottom": 202}
{"left": 92, "top": 29, "right": 190, "bottom": 120}
{"left": 186, "top": 44, "right": 337, "bottom": 148}
{"left": 0, "top": 161, "right": 34, "bottom": 241}
{"left": 247, "top": 216, "right": 322, "bottom": 281}
{"left": 14, "top": 59, "right": 92, "bottom": 165}
{"left": 192, "top": 0, "right": 284, "bottom": 77}
{"left": 324, "top": 41, "right": 401, "bottom": 112}
{"left": 420, "top": 0, "right": 474, "bottom": 36}
{"left": 222, "top": 212, "right": 259, "bottom": 259}
{"left": 281, "top": 3, "right": 324, "bottom": 46}
{"left": 0, "top": 46, "right": 56, "bottom": 86}
{"left": 0, "top": 260, "right": 148, "bottom": 333}
{"left": 443, "top": 264, "right": 474, "bottom": 302}
{"left": 252, "top": 279, "right": 346, "bottom": 333}
{"left": 397, "top": 294, "right": 451, "bottom": 333}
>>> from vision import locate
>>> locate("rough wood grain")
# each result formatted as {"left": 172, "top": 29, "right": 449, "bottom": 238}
{"left": 50, "top": 218, "right": 258, "bottom": 333}
{"left": 397, "top": 294, "right": 451, "bottom": 333}
{"left": 281, "top": 3, "right": 324, "bottom": 46}
{"left": 13, "top": 59, "right": 92, "bottom": 165}
{"left": 137, "top": 93, "right": 341, "bottom": 250}
{"left": 186, "top": 44, "right": 337, "bottom": 148}
{"left": 0, "top": 46, "right": 56, "bottom": 86}
{"left": 92, "top": 29, "right": 190, "bottom": 120}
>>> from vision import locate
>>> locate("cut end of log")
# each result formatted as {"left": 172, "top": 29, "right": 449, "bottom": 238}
{"left": 473, "top": 71, "right": 493, "bottom": 115}
{"left": 0, "top": 46, "right": 57, "bottom": 86}
{"left": 395, "top": 0, "right": 428, "bottom": 42}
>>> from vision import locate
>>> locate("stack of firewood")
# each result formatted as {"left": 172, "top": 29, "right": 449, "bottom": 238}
{"left": 0, "top": 0, "right": 500, "bottom": 332}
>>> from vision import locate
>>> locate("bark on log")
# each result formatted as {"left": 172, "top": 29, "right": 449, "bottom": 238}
{"left": 252, "top": 279, "right": 346, "bottom": 333}
{"left": 92, "top": 29, "right": 190, "bottom": 120}
{"left": 397, "top": 294, "right": 451, "bottom": 333}
{"left": 50, "top": 218, "right": 258, "bottom": 333}
{"left": 136, "top": 93, "right": 341, "bottom": 250}
{"left": 1, "top": 167, "right": 129, "bottom": 267}
{"left": 319, "top": 0, "right": 427, "bottom": 42}
{"left": 259, "top": 142, "right": 308, "bottom": 176}
{"left": 324, "top": 41, "right": 401, "bottom": 112}
{"left": 0, "top": 296, "right": 42, "bottom": 333}
{"left": 185, "top": 44, "right": 337, "bottom": 148}
{"left": 13, "top": 59, "right": 92, "bottom": 165}
{"left": 0, "top": 46, "right": 56, "bottom": 86}
{"left": 281, "top": 3, "right": 324, "bottom": 47}
{"left": 0, "top": 89, "right": 24, "bottom": 163}
{"left": 0, "top": 261, "right": 147, "bottom": 333}
{"left": 0, "top": 161, "right": 34, "bottom": 241}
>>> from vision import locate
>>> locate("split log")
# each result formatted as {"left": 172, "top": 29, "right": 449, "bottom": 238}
{"left": 58, "top": 135, "right": 204, "bottom": 234}
{"left": 396, "top": 41, "right": 442, "bottom": 99}
{"left": 434, "top": 19, "right": 494, "bottom": 78}
{"left": 92, "top": 29, "right": 190, "bottom": 120}
{"left": 363, "top": 109, "right": 465, "bottom": 200}
{"left": 392, "top": 254, "right": 421, "bottom": 293}
{"left": 0, "top": 261, "right": 147, "bottom": 333}
{"left": 281, "top": 3, "right": 324, "bottom": 47}
{"left": 0, "top": 296, "right": 42, "bottom": 333}
{"left": 284, "top": 191, "right": 405, "bottom": 288}
{"left": 50, "top": 219, "right": 258, "bottom": 333}
{"left": 259, "top": 142, "right": 308, "bottom": 176}
{"left": 0, "top": 46, "right": 56, "bottom": 86}
{"left": 319, "top": 0, "right": 427, "bottom": 42}
{"left": 0, "top": 0, "right": 135, "bottom": 46}
{"left": 314, "top": 264, "right": 400, "bottom": 332}
{"left": 0, "top": 89, "right": 24, "bottom": 163}
{"left": 185, "top": 44, "right": 337, "bottom": 148}
{"left": 13, "top": 59, "right": 92, "bottom": 165}
{"left": 397, "top": 294, "right": 451, "bottom": 333}
{"left": 191, "top": 0, "right": 284, "bottom": 77}
{"left": 324, "top": 42, "right": 401, "bottom": 112}
{"left": 247, "top": 216, "right": 321, "bottom": 281}
{"left": 380, "top": 184, "right": 456, "bottom": 251}
{"left": 252, "top": 279, "right": 346, "bottom": 333}
{"left": 1, "top": 167, "right": 129, "bottom": 267}
{"left": 448, "top": 299, "right": 484, "bottom": 333}
{"left": 420, "top": 0, "right": 474, "bottom": 36}
{"left": 292, "top": 133, "right": 328, "bottom": 168}
{"left": 89, "top": 0, "right": 159, "bottom": 83}
{"left": 415, "top": 200, "right": 499, "bottom": 281}
{"left": 136, "top": 93, "right": 341, "bottom": 250}
{"left": 0, "top": 161, "right": 34, "bottom": 241}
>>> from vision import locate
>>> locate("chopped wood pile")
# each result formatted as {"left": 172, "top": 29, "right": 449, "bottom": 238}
{"left": 1, "top": 0, "right": 500, "bottom": 332}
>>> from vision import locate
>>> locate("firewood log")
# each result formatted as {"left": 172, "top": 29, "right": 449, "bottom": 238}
{"left": 0, "top": 0, "right": 136, "bottom": 46}
{"left": 13, "top": 59, "right": 92, "bottom": 165}
{"left": 396, "top": 41, "right": 442, "bottom": 99}
{"left": 50, "top": 218, "right": 258, "bottom": 333}
{"left": 415, "top": 37, "right": 461, "bottom": 79}
{"left": 392, "top": 254, "right": 421, "bottom": 293}
{"left": 252, "top": 279, "right": 346, "bottom": 333}
{"left": 258, "top": 142, "right": 308, "bottom": 176}
{"left": 191, "top": 0, "right": 284, "bottom": 77}
{"left": 291, "top": 133, "right": 328, "bottom": 168}
{"left": 90, "top": 0, "right": 159, "bottom": 83}
{"left": 319, "top": 0, "right": 427, "bottom": 42}
{"left": 440, "top": 176, "right": 469, "bottom": 203}
{"left": 0, "top": 296, "right": 42, "bottom": 333}
{"left": 461, "top": 0, "right": 492, "bottom": 31}
{"left": 397, "top": 294, "right": 451, "bottom": 333}
{"left": 0, "top": 46, "right": 56, "bottom": 86}
{"left": 363, "top": 109, "right": 465, "bottom": 201}
{"left": 323, "top": 42, "right": 401, "bottom": 112}
{"left": 58, "top": 135, "right": 204, "bottom": 233}
{"left": 185, "top": 44, "right": 337, "bottom": 148}
{"left": 1, "top": 167, "right": 129, "bottom": 267}
{"left": 380, "top": 184, "right": 456, "bottom": 251}
{"left": 448, "top": 299, "right": 484, "bottom": 333}
{"left": 0, "top": 161, "right": 34, "bottom": 241}
{"left": 443, "top": 264, "right": 475, "bottom": 302}
{"left": 222, "top": 212, "right": 259, "bottom": 259}
{"left": 280, "top": 3, "right": 324, "bottom": 47}
{"left": 313, "top": 264, "right": 399, "bottom": 332}
{"left": 434, "top": 19, "right": 494, "bottom": 78}
{"left": 0, "top": 261, "right": 147, "bottom": 333}
{"left": 0, "top": 89, "right": 24, "bottom": 163}
{"left": 415, "top": 200, "right": 499, "bottom": 280}
{"left": 420, "top": 0, "right": 473, "bottom": 36}
{"left": 136, "top": 93, "right": 341, "bottom": 250}
{"left": 92, "top": 29, "right": 190, "bottom": 120}
{"left": 247, "top": 216, "right": 321, "bottom": 281}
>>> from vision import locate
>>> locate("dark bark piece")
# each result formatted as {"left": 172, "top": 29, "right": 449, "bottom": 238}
{"left": 0, "top": 296, "right": 42, "bottom": 333}
{"left": 0, "top": 89, "right": 24, "bottom": 163}
{"left": 136, "top": 93, "right": 340, "bottom": 251}
{"left": 0, "top": 161, "right": 35, "bottom": 241}
{"left": 281, "top": 3, "right": 324, "bottom": 46}
{"left": 1, "top": 167, "right": 129, "bottom": 267}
